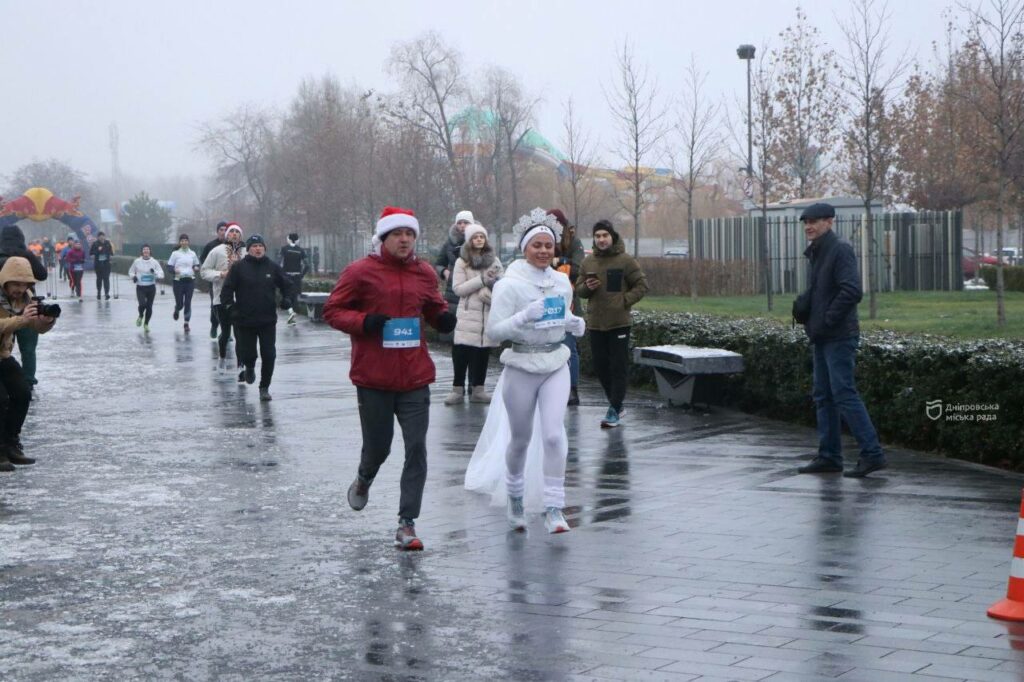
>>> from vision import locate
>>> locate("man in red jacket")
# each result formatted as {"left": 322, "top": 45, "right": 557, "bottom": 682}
{"left": 323, "top": 206, "right": 456, "bottom": 551}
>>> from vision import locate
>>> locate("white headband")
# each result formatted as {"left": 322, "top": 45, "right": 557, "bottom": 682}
{"left": 520, "top": 225, "right": 555, "bottom": 250}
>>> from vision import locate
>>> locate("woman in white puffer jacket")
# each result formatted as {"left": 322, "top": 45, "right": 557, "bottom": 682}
{"left": 464, "top": 208, "right": 586, "bottom": 534}
{"left": 446, "top": 224, "right": 503, "bottom": 405}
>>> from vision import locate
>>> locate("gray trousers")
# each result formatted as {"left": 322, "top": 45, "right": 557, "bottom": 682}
{"left": 356, "top": 385, "right": 430, "bottom": 520}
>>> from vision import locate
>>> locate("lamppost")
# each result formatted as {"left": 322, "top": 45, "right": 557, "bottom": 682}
{"left": 737, "top": 43, "right": 771, "bottom": 311}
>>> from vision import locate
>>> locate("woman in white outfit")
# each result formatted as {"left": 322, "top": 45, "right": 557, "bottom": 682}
{"left": 464, "top": 208, "right": 586, "bottom": 533}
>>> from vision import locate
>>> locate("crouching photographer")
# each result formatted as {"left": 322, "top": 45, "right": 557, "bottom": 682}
{"left": 0, "top": 257, "right": 58, "bottom": 472}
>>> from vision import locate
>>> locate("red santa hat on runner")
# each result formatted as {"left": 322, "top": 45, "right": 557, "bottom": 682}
{"left": 224, "top": 222, "right": 243, "bottom": 239}
{"left": 375, "top": 206, "right": 419, "bottom": 241}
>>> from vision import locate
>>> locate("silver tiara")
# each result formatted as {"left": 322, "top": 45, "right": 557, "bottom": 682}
{"left": 512, "top": 207, "right": 562, "bottom": 245}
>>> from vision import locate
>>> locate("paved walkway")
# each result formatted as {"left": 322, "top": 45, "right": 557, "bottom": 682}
{"left": 3, "top": 273, "right": 1024, "bottom": 681}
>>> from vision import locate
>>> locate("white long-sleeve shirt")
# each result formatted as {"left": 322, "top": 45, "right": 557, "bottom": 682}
{"left": 129, "top": 257, "right": 164, "bottom": 286}
{"left": 167, "top": 248, "right": 200, "bottom": 280}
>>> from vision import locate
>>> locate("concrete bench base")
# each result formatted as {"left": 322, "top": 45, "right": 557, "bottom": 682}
{"left": 298, "top": 293, "right": 330, "bottom": 322}
{"left": 633, "top": 345, "right": 744, "bottom": 406}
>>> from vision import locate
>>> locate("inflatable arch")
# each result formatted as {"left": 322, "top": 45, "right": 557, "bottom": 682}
{"left": 0, "top": 188, "right": 100, "bottom": 265}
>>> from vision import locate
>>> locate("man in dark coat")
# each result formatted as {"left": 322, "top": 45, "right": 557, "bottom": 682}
{"left": 220, "top": 234, "right": 294, "bottom": 402}
{"left": 201, "top": 221, "right": 228, "bottom": 338}
{"left": 793, "top": 202, "right": 887, "bottom": 478}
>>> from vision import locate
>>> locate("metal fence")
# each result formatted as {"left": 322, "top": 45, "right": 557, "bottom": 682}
{"left": 692, "top": 210, "right": 963, "bottom": 294}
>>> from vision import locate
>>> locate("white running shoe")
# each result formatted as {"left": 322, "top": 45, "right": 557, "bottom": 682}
{"left": 507, "top": 495, "right": 526, "bottom": 531}
{"left": 544, "top": 507, "right": 570, "bottom": 534}
{"left": 286, "top": 311, "right": 297, "bottom": 325}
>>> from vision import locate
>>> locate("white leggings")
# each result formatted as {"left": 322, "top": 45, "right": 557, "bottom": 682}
{"left": 502, "top": 364, "right": 570, "bottom": 508}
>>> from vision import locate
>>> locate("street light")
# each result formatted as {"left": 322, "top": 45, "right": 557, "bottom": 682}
{"left": 736, "top": 45, "right": 755, "bottom": 181}
{"left": 737, "top": 43, "right": 772, "bottom": 311}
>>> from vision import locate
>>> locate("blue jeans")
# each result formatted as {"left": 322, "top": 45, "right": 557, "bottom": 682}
{"left": 812, "top": 337, "right": 884, "bottom": 465}
{"left": 562, "top": 333, "right": 579, "bottom": 388}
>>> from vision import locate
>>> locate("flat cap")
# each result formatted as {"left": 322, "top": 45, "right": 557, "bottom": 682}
{"left": 799, "top": 202, "right": 836, "bottom": 222}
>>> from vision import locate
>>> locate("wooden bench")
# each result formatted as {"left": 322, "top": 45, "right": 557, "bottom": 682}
{"left": 298, "top": 293, "right": 330, "bottom": 322}
{"left": 632, "top": 345, "right": 744, "bottom": 406}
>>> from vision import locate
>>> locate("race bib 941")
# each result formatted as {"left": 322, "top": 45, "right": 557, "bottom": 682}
{"left": 382, "top": 317, "right": 421, "bottom": 348}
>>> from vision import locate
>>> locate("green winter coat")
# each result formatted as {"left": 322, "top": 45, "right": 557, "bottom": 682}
{"left": 575, "top": 241, "right": 648, "bottom": 331}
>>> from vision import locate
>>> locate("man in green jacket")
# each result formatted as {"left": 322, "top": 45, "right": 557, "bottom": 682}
{"left": 576, "top": 219, "right": 648, "bottom": 428}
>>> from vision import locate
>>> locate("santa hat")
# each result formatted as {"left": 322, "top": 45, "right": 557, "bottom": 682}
{"left": 225, "top": 223, "right": 243, "bottom": 238}
{"left": 375, "top": 206, "right": 419, "bottom": 240}
{"left": 463, "top": 223, "right": 489, "bottom": 244}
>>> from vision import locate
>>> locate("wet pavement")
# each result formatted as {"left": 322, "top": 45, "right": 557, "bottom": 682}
{"left": 4, "top": 273, "right": 1024, "bottom": 681}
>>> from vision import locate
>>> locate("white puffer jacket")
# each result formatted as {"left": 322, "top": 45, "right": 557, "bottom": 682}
{"left": 486, "top": 259, "right": 584, "bottom": 374}
{"left": 452, "top": 257, "right": 502, "bottom": 348}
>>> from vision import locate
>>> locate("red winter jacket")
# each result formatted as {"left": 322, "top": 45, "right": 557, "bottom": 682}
{"left": 323, "top": 248, "right": 447, "bottom": 392}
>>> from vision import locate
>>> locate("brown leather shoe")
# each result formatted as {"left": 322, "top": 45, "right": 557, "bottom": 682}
{"left": 6, "top": 441, "right": 35, "bottom": 466}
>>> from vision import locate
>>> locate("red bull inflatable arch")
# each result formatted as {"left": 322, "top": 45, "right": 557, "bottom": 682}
{"left": 0, "top": 187, "right": 100, "bottom": 264}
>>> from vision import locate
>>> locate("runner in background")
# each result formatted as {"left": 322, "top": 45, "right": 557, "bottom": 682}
{"left": 129, "top": 245, "right": 164, "bottom": 332}
{"left": 278, "top": 232, "right": 309, "bottom": 326}
{"left": 89, "top": 231, "right": 114, "bottom": 300}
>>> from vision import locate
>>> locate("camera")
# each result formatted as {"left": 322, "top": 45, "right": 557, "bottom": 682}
{"left": 30, "top": 296, "right": 61, "bottom": 319}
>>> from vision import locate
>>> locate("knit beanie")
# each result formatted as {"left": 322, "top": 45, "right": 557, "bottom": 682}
{"left": 593, "top": 219, "right": 620, "bottom": 245}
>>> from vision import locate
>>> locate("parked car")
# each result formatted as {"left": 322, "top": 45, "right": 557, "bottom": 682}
{"left": 663, "top": 248, "right": 689, "bottom": 257}
{"left": 962, "top": 248, "right": 999, "bottom": 279}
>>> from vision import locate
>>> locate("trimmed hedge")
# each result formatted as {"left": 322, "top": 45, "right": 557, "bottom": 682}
{"left": 580, "top": 312, "right": 1024, "bottom": 469}
{"left": 980, "top": 265, "right": 1024, "bottom": 291}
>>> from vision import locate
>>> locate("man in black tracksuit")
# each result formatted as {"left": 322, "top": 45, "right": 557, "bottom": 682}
{"left": 220, "top": 234, "right": 294, "bottom": 401}
{"left": 201, "top": 221, "right": 228, "bottom": 338}
{"left": 89, "top": 231, "right": 114, "bottom": 300}
{"left": 278, "top": 232, "right": 309, "bottom": 325}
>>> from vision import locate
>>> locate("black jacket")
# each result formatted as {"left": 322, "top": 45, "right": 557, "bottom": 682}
{"left": 0, "top": 226, "right": 47, "bottom": 281}
{"left": 90, "top": 240, "right": 114, "bottom": 266}
{"left": 796, "top": 229, "right": 861, "bottom": 343}
{"left": 279, "top": 243, "right": 309, "bottom": 275}
{"left": 220, "top": 255, "right": 293, "bottom": 327}
{"left": 200, "top": 237, "right": 223, "bottom": 264}
{"left": 433, "top": 225, "right": 464, "bottom": 307}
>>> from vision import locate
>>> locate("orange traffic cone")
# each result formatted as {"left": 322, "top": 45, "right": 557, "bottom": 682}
{"left": 989, "top": 490, "right": 1024, "bottom": 621}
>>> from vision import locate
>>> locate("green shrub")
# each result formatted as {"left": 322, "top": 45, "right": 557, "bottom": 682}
{"left": 586, "top": 312, "right": 1024, "bottom": 469}
{"left": 980, "top": 265, "right": 1024, "bottom": 291}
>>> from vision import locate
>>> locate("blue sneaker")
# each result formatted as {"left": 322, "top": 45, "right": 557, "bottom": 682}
{"left": 601, "top": 407, "right": 620, "bottom": 428}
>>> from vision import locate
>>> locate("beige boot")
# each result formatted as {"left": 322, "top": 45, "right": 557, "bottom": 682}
{"left": 443, "top": 386, "right": 465, "bottom": 405}
{"left": 469, "top": 385, "right": 492, "bottom": 404}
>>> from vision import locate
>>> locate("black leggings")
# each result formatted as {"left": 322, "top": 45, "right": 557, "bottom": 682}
{"left": 0, "top": 357, "right": 31, "bottom": 443}
{"left": 172, "top": 279, "right": 195, "bottom": 321}
{"left": 235, "top": 323, "right": 277, "bottom": 389}
{"left": 451, "top": 344, "right": 491, "bottom": 388}
{"left": 69, "top": 268, "right": 83, "bottom": 297}
{"left": 136, "top": 285, "right": 156, "bottom": 323}
{"left": 214, "top": 305, "right": 234, "bottom": 360}
{"left": 95, "top": 263, "right": 111, "bottom": 297}
{"left": 589, "top": 326, "right": 631, "bottom": 413}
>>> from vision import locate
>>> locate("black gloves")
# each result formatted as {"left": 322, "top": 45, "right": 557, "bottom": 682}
{"left": 436, "top": 311, "right": 457, "bottom": 334}
{"left": 363, "top": 313, "right": 391, "bottom": 334}
{"left": 280, "top": 298, "right": 293, "bottom": 310}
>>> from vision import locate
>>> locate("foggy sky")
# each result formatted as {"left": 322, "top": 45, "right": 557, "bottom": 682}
{"left": 2, "top": 0, "right": 951, "bottom": 192}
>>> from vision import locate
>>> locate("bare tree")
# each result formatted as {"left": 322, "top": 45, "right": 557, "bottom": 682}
{"left": 838, "top": 0, "right": 908, "bottom": 320}
{"left": 605, "top": 40, "right": 669, "bottom": 257}
{"left": 481, "top": 67, "right": 538, "bottom": 227}
{"left": 771, "top": 6, "right": 840, "bottom": 198}
{"left": 559, "top": 98, "right": 600, "bottom": 229}
{"left": 196, "top": 103, "right": 278, "bottom": 233}
{"left": 955, "top": 0, "right": 1024, "bottom": 326}
{"left": 668, "top": 56, "right": 722, "bottom": 300}
{"left": 385, "top": 31, "right": 468, "bottom": 208}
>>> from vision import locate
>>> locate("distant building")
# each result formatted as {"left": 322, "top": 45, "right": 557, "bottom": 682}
{"left": 763, "top": 196, "right": 883, "bottom": 220}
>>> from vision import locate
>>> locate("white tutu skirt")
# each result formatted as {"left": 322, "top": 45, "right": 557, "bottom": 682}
{"left": 463, "top": 369, "right": 559, "bottom": 512}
